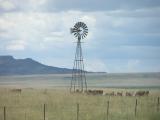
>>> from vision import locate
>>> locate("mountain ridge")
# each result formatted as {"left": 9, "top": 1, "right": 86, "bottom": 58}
{"left": 0, "top": 55, "right": 73, "bottom": 75}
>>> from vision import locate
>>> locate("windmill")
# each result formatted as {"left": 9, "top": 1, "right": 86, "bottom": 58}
{"left": 70, "top": 22, "right": 88, "bottom": 93}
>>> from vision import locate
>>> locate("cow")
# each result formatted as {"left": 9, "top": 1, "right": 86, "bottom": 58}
{"left": 11, "top": 89, "right": 22, "bottom": 94}
{"left": 87, "top": 89, "right": 103, "bottom": 95}
{"left": 135, "top": 91, "right": 146, "bottom": 96}
{"left": 75, "top": 89, "right": 83, "bottom": 93}
{"left": 117, "top": 92, "right": 123, "bottom": 96}
{"left": 126, "top": 92, "right": 134, "bottom": 96}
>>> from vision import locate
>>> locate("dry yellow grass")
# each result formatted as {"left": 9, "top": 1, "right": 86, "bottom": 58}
{"left": 0, "top": 88, "right": 160, "bottom": 120}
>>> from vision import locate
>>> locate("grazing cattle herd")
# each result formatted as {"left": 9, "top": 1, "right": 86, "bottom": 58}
{"left": 84, "top": 89, "right": 149, "bottom": 97}
{"left": 10, "top": 88, "right": 150, "bottom": 97}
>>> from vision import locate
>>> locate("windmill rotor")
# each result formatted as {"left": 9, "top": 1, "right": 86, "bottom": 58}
{"left": 70, "top": 22, "right": 88, "bottom": 40}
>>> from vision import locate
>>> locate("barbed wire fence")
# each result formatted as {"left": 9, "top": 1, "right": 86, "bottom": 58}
{"left": 0, "top": 97, "right": 159, "bottom": 120}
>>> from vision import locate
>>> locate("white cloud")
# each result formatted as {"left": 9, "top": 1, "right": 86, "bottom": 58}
{"left": 6, "top": 44, "right": 25, "bottom": 51}
{"left": 6, "top": 40, "right": 27, "bottom": 51}
{"left": 0, "top": 12, "right": 61, "bottom": 50}
{"left": 0, "top": 14, "right": 16, "bottom": 30}
{"left": 80, "top": 15, "right": 96, "bottom": 27}
{"left": 0, "top": 0, "right": 15, "bottom": 11}
{"left": 0, "top": 11, "right": 98, "bottom": 51}
{"left": 1, "top": 8, "right": 157, "bottom": 52}
{"left": 106, "top": 7, "right": 160, "bottom": 18}
{"left": 29, "top": 0, "right": 47, "bottom": 5}
{"left": 25, "top": 0, "right": 47, "bottom": 11}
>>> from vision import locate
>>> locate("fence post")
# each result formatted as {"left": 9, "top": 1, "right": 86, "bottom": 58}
{"left": 157, "top": 97, "right": 159, "bottom": 112}
{"left": 4, "top": 106, "right": 6, "bottom": 120}
{"left": 107, "top": 101, "right": 110, "bottom": 120}
{"left": 44, "top": 104, "right": 46, "bottom": 120}
{"left": 135, "top": 99, "right": 138, "bottom": 116}
{"left": 25, "top": 112, "right": 26, "bottom": 120}
{"left": 77, "top": 103, "right": 79, "bottom": 120}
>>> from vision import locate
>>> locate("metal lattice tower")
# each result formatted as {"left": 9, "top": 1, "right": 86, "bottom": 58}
{"left": 70, "top": 22, "right": 88, "bottom": 93}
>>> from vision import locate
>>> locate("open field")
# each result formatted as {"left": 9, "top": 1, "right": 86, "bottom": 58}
{"left": 0, "top": 73, "right": 160, "bottom": 120}
{"left": 0, "top": 88, "right": 160, "bottom": 120}
{"left": 0, "top": 73, "right": 160, "bottom": 88}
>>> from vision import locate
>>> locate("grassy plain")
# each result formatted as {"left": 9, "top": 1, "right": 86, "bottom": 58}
{"left": 0, "top": 88, "right": 160, "bottom": 120}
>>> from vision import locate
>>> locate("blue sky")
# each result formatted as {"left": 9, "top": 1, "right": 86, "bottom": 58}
{"left": 0, "top": 0, "right": 160, "bottom": 73}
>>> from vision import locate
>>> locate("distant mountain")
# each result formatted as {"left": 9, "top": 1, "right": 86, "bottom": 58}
{"left": 0, "top": 55, "right": 73, "bottom": 75}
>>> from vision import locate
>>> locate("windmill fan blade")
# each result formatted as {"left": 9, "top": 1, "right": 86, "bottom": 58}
{"left": 75, "top": 33, "right": 79, "bottom": 37}
{"left": 83, "top": 29, "right": 87, "bottom": 32}
{"left": 77, "top": 23, "right": 80, "bottom": 28}
{"left": 80, "top": 22, "right": 82, "bottom": 27}
{"left": 83, "top": 31, "right": 88, "bottom": 34}
{"left": 84, "top": 26, "right": 87, "bottom": 30}
{"left": 84, "top": 30, "right": 88, "bottom": 33}
{"left": 82, "top": 23, "right": 86, "bottom": 28}
{"left": 83, "top": 32, "right": 86, "bottom": 35}
{"left": 74, "top": 25, "right": 78, "bottom": 29}
{"left": 75, "top": 34, "right": 78, "bottom": 37}
{"left": 71, "top": 22, "right": 88, "bottom": 39}
{"left": 75, "top": 23, "right": 79, "bottom": 28}
{"left": 84, "top": 28, "right": 88, "bottom": 30}
{"left": 84, "top": 32, "right": 87, "bottom": 35}
{"left": 82, "top": 23, "right": 85, "bottom": 27}
{"left": 84, "top": 32, "right": 87, "bottom": 36}
{"left": 74, "top": 32, "right": 77, "bottom": 36}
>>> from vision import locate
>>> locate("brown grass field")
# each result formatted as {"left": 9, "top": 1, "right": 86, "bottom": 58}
{"left": 0, "top": 87, "right": 160, "bottom": 120}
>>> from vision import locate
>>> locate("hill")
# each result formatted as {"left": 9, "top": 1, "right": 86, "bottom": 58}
{"left": 0, "top": 55, "right": 73, "bottom": 75}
